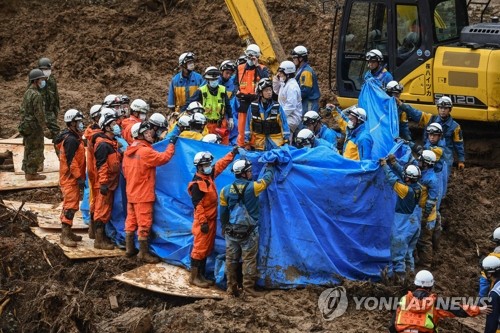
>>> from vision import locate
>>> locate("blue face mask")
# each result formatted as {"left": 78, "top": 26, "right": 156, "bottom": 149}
{"left": 209, "top": 80, "right": 219, "bottom": 88}
{"left": 202, "top": 165, "right": 213, "bottom": 174}
{"left": 39, "top": 80, "right": 46, "bottom": 89}
{"left": 112, "top": 124, "right": 121, "bottom": 136}
{"left": 77, "top": 121, "right": 84, "bottom": 132}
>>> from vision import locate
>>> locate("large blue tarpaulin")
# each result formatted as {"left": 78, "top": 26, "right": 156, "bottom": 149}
{"left": 106, "top": 81, "right": 403, "bottom": 287}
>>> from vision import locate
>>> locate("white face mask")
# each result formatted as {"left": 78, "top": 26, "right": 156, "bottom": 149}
{"left": 42, "top": 69, "right": 51, "bottom": 78}
{"left": 246, "top": 59, "right": 254, "bottom": 66}
{"left": 77, "top": 121, "right": 85, "bottom": 132}
{"left": 202, "top": 165, "right": 213, "bottom": 174}
{"left": 209, "top": 80, "right": 219, "bottom": 88}
{"left": 139, "top": 114, "right": 147, "bottom": 121}
{"left": 347, "top": 120, "right": 355, "bottom": 129}
{"left": 187, "top": 63, "right": 195, "bottom": 71}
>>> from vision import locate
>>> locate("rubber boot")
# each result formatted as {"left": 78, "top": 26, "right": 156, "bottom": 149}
{"left": 69, "top": 228, "right": 82, "bottom": 242}
{"left": 88, "top": 214, "right": 96, "bottom": 240}
{"left": 37, "top": 164, "right": 44, "bottom": 172}
{"left": 60, "top": 223, "right": 77, "bottom": 247}
{"left": 137, "top": 238, "right": 160, "bottom": 264}
{"left": 199, "top": 258, "right": 215, "bottom": 286}
{"left": 243, "top": 277, "right": 264, "bottom": 297}
{"left": 125, "top": 232, "right": 138, "bottom": 257}
{"left": 25, "top": 173, "right": 46, "bottom": 181}
{"left": 94, "top": 222, "right": 114, "bottom": 250}
{"left": 226, "top": 263, "right": 240, "bottom": 297}
{"left": 189, "top": 258, "right": 209, "bottom": 288}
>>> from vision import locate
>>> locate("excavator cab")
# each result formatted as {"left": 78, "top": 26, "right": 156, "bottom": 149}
{"left": 333, "top": 0, "right": 469, "bottom": 104}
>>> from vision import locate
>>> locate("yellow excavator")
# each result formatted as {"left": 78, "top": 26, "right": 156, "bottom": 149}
{"left": 329, "top": 0, "right": 500, "bottom": 166}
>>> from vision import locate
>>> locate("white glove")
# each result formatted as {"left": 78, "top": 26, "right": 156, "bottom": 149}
{"left": 228, "top": 118, "right": 234, "bottom": 130}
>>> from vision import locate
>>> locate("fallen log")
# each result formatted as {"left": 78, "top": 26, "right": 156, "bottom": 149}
{"left": 96, "top": 307, "right": 152, "bottom": 333}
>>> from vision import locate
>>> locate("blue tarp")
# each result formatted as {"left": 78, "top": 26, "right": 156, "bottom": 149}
{"left": 105, "top": 81, "right": 402, "bottom": 287}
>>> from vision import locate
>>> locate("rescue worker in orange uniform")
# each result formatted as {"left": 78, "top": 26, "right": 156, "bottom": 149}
{"left": 54, "top": 109, "right": 87, "bottom": 247}
{"left": 92, "top": 114, "right": 123, "bottom": 250}
{"left": 83, "top": 104, "right": 104, "bottom": 239}
{"left": 122, "top": 99, "right": 149, "bottom": 144}
{"left": 389, "top": 270, "right": 489, "bottom": 332}
{"left": 235, "top": 44, "right": 269, "bottom": 147}
{"left": 187, "top": 148, "right": 238, "bottom": 288}
{"left": 122, "top": 122, "right": 177, "bottom": 262}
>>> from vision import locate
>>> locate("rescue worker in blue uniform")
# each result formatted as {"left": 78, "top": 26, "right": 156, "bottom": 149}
{"left": 479, "top": 229, "right": 500, "bottom": 298}
{"left": 302, "top": 111, "right": 341, "bottom": 146}
{"left": 364, "top": 49, "right": 393, "bottom": 88}
{"left": 385, "top": 81, "right": 411, "bottom": 141}
{"left": 416, "top": 150, "right": 439, "bottom": 270}
{"left": 291, "top": 46, "right": 320, "bottom": 113}
{"left": 403, "top": 96, "right": 465, "bottom": 175}
{"left": 166, "top": 52, "right": 204, "bottom": 113}
{"left": 380, "top": 156, "right": 422, "bottom": 282}
{"left": 219, "top": 159, "right": 274, "bottom": 297}
{"left": 295, "top": 128, "right": 338, "bottom": 152}
{"left": 332, "top": 106, "right": 373, "bottom": 160}
{"left": 219, "top": 60, "right": 239, "bottom": 145}
{"left": 483, "top": 256, "right": 500, "bottom": 333}
{"left": 245, "top": 78, "right": 290, "bottom": 151}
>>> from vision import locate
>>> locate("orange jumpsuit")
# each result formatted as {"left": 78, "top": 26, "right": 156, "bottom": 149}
{"left": 93, "top": 134, "right": 122, "bottom": 224}
{"left": 187, "top": 151, "right": 234, "bottom": 260}
{"left": 122, "top": 139, "right": 175, "bottom": 238}
{"left": 55, "top": 129, "right": 86, "bottom": 226}
{"left": 83, "top": 124, "right": 102, "bottom": 215}
{"left": 121, "top": 115, "right": 141, "bottom": 145}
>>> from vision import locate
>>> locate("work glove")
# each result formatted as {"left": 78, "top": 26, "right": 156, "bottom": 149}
{"left": 227, "top": 118, "right": 234, "bottom": 130}
{"left": 100, "top": 184, "right": 109, "bottom": 195}
{"left": 77, "top": 178, "right": 86, "bottom": 190}
{"left": 458, "top": 162, "right": 465, "bottom": 170}
{"left": 379, "top": 158, "right": 387, "bottom": 166}
{"left": 169, "top": 135, "right": 178, "bottom": 145}
{"left": 387, "top": 154, "right": 397, "bottom": 165}
{"left": 200, "top": 222, "right": 209, "bottom": 234}
{"left": 231, "top": 145, "right": 240, "bottom": 156}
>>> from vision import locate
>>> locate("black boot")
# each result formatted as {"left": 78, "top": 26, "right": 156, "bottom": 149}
{"left": 189, "top": 258, "right": 209, "bottom": 288}
{"left": 199, "top": 258, "right": 215, "bottom": 286}
{"left": 94, "top": 222, "right": 114, "bottom": 250}
{"left": 88, "top": 213, "right": 96, "bottom": 239}
{"left": 60, "top": 223, "right": 77, "bottom": 247}
{"left": 137, "top": 238, "right": 160, "bottom": 264}
{"left": 125, "top": 232, "right": 138, "bottom": 257}
{"left": 226, "top": 263, "right": 240, "bottom": 297}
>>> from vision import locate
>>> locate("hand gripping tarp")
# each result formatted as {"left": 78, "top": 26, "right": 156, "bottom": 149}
{"left": 107, "top": 81, "right": 402, "bottom": 287}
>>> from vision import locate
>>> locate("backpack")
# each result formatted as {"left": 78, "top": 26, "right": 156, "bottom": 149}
{"left": 227, "top": 182, "right": 256, "bottom": 238}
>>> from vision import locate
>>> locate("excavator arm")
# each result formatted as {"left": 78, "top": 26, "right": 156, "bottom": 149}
{"left": 225, "top": 0, "right": 286, "bottom": 73}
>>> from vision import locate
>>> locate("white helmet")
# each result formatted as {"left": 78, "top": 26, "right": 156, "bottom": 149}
{"left": 348, "top": 107, "right": 367, "bottom": 123}
{"left": 414, "top": 270, "right": 434, "bottom": 287}
{"left": 482, "top": 256, "right": 500, "bottom": 273}
{"left": 130, "top": 122, "right": 141, "bottom": 139}
{"left": 100, "top": 107, "right": 116, "bottom": 118}
{"left": 64, "top": 109, "right": 84, "bottom": 123}
{"left": 278, "top": 60, "right": 296, "bottom": 75}
{"left": 232, "top": 159, "right": 252, "bottom": 175}
{"left": 179, "top": 52, "right": 195, "bottom": 66}
{"left": 203, "top": 66, "right": 220, "bottom": 80}
{"left": 202, "top": 133, "right": 222, "bottom": 144}
{"left": 426, "top": 122, "right": 443, "bottom": 135}
{"left": 245, "top": 44, "right": 261, "bottom": 57}
{"left": 303, "top": 111, "right": 321, "bottom": 125}
{"left": 186, "top": 101, "right": 205, "bottom": 114}
{"left": 421, "top": 150, "right": 437, "bottom": 166}
{"left": 295, "top": 129, "right": 315, "bottom": 148}
{"left": 130, "top": 99, "right": 149, "bottom": 113}
{"left": 89, "top": 104, "right": 102, "bottom": 118}
{"left": 178, "top": 115, "right": 191, "bottom": 129}
{"left": 193, "top": 151, "right": 214, "bottom": 166}
{"left": 403, "top": 164, "right": 421, "bottom": 181}
{"left": 366, "top": 49, "right": 384, "bottom": 62}
{"left": 436, "top": 96, "right": 453, "bottom": 108}
{"left": 493, "top": 227, "right": 500, "bottom": 242}
{"left": 190, "top": 112, "right": 207, "bottom": 127}
{"left": 103, "top": 94, "right": 119, "bottom": 107}
{"left": 291, "top": 45, "right": 308, "bottom": 57}
{"left": 385, "top": 81, "right": 404, "bottom": 94}
{"left": 220, "top": 60, "right": 237, "bottom": 72}
{"left": 149, "top": 113, "right": 166, "bottom": 127}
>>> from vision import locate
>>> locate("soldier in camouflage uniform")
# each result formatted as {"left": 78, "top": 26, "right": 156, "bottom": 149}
{"left": 18, "top": 69, "right": 49, "bottom": 181}
{"left": 38, "top": 57, "right": 61, "bottom": 139}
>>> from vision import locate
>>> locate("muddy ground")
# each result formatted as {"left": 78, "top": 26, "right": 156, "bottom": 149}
{"left": 1, "top": 0, "right": 500, "bottom": 332}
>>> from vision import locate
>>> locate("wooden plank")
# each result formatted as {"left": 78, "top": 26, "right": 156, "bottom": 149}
{"left": 30, "top": 227, "right": 124, "bottom": 259}
{"left": 3, "top": 200, "right": 87, "bottom": 229}
{"left": 0, "top": 137, "right": 53, "bottom": 145}
{"left": 11, "top": 144, "right": 59, "bottom": 174}
{"left": 113, "top": 262, "right": 225, "bottom": 299}
{"left": 453, "top": 316, "right": 484, "bottom": 332}
{"left": 0, "top": 172, "right": 59, "bottom": 191}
